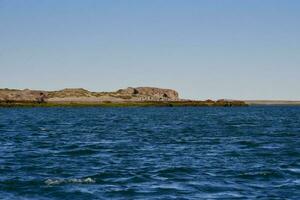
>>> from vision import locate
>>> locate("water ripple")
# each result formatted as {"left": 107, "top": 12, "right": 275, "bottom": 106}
{"left": 0, "top": 106, "right": 300, "bottom": 199}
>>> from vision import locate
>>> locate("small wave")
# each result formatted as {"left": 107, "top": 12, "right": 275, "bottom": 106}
{"left": 60, "top": 149, "right": 98, "bottom": 156}
{"left": 237, "top": 170, "right": 284, "bottom": 179}
{"left": 287, "top": 168, "right": 300, "bottom": 173}
{"left": 45, "top": 177, "right": 96, "bottom": 185}
{"left": 293, "top": 179, "right": 300, "bottom": 185}
{"left": 237, "top": 140, "right": 260, "bottom": 148}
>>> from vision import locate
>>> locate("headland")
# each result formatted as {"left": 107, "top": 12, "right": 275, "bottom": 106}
{"left": 0, "top": 87, "right": 247, "bottom": 107}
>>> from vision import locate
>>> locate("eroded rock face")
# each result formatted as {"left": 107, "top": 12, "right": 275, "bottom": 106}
{"left": 0, "top": 89, "right": 46, "bottom": 102}
{"left": 0, "top": 87, "right": 180, "bottom": 102}
{"left": 117, "top": 87, "right": 139, "bottom": 95}
{"left": 116, "top": 87, "right": 179, "bottom": 101}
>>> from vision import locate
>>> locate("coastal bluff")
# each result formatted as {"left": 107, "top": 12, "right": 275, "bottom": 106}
{"left": 0, "top": 87, "right": 247, "bottom": 107}
{"left": 0, "top": 87, "right": 179, "bottom": 103}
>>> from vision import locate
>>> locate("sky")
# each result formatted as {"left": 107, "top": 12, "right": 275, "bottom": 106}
{"left": 0, "top": 0, "right": 300, "bottom": 100}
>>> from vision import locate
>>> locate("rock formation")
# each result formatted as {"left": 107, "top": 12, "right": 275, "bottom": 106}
{"left": 0, "top": 89, "right": 44, "bottom": 102}
{"left": 0, "top": 87, "right": 180, "bottom": 103}
{"left": 117, "top": 87, "right": 179, "bottom": 101}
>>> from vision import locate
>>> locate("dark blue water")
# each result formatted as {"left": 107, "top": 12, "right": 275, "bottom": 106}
{"left": 0, "top": 107, "right": 300, "bottom": 199}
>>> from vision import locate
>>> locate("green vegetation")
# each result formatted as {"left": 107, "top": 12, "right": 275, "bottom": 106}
{"left": 0, "top": 101, "right": 248, "bottom": 108}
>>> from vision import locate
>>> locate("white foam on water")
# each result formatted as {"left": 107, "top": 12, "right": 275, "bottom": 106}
{"left": 288, "top": 168, "right": 300, "bottom": 173}
{"left": 45, "top": 179, "right": 63, "bottom": 185}
{"left": 68, "top": 177, "right": 96, "bottom": 183}
{"left": 45, "top": 177, "right": 96, "bottom": 185}
{"left": 293, "top": 179, "right": 300, "bottom": 185}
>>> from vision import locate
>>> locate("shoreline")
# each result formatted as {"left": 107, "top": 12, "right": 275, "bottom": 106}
{"left": 245, "top": 100, "right": 300, "bottom": 106}
{"left": 2, "top": 100, "right": 300, "bottom": 108}
{"left": 0, "top": 101, "right": 248, "bottom": 108}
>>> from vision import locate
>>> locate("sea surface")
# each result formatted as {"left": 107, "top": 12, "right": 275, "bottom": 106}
{"left": 0, "top": 106, "right": 300, "bottom": 199}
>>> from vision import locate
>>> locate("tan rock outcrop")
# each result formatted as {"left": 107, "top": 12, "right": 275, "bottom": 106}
{"left": 0, "top": 87, "right": 180, "bottom": 102}
{"left": 117, "top": 87, "right": 179, "bottom": 101}
{"left": 0, "top": 89, "right": 46, "bottom": 102}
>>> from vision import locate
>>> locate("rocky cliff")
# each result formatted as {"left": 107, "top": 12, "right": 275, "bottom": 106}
{"left": 117, "top": 87, "right": 179, "bottom": 101}
{"left": 0, "top": 89, "right": 44, "bottom": 102}
{"left": 0, "top": 87, "right": 180, "bottom": 103}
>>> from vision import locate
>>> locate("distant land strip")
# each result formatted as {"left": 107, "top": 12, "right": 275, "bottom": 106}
{"left": 0, "top": 87, "right": 247, "bottom": 107}
{"left": 245, "top": 100, "right": 300, "bottom": 105}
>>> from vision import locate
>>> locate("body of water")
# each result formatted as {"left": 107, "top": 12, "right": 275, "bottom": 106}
{"left": 0, "top": 106, "right": 300, "bottom": 199}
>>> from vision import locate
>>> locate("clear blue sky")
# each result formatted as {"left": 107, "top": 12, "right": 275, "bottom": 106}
{"left": 1, "top": 0, "right": 299, "bottom": 100}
